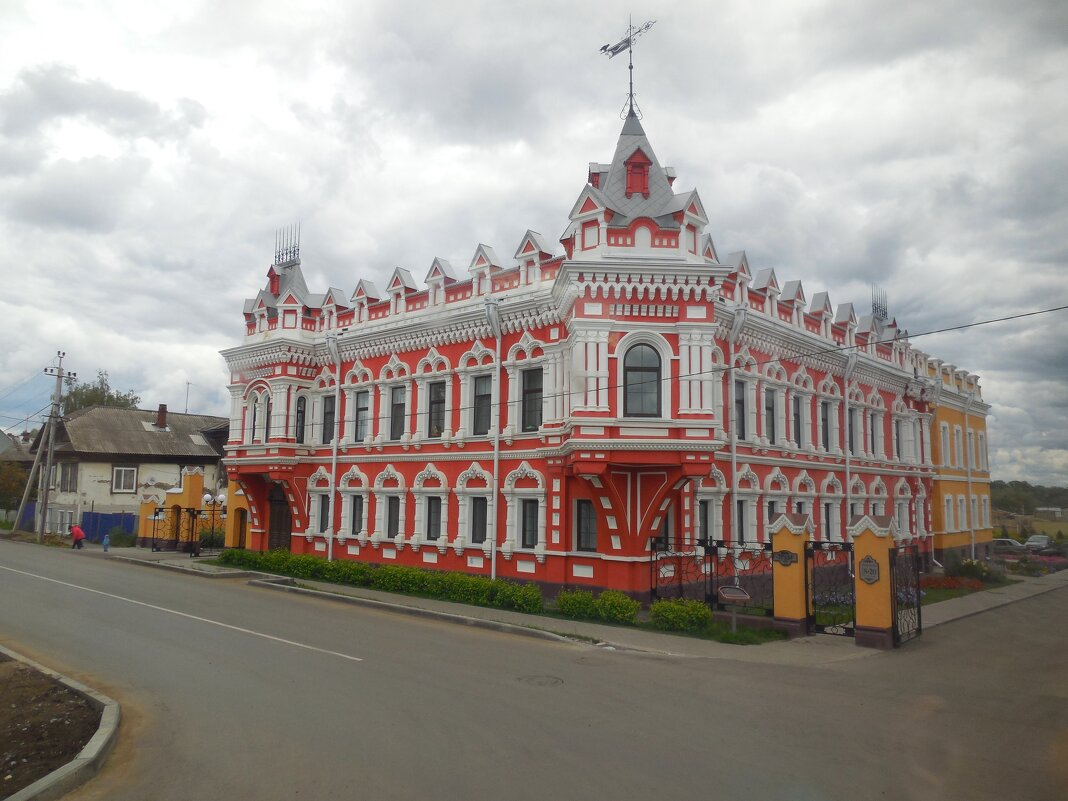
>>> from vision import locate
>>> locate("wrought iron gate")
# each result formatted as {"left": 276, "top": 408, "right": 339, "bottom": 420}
{"left": 710, "top": 540, "right": 774, "bottom": 616}
{"left": 805, "top": 541, "right": 855, "bottom": 636}
{"left": 890, "top": 544, "right": 922, "bottom": 646}
{"left": 650, "top": 539, "right": 708, "bottom": 602}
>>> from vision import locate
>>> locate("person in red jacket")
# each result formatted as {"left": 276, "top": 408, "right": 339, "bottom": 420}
{"left": 70, "top": 524, "right": 86, "bottom": 550}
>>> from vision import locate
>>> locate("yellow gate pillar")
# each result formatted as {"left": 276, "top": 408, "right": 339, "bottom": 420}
{"left": 851, "top": 516, "right": 898, "bottom": 649}
{"left": 770, "top": 514, "right": 813, "bottom": 638}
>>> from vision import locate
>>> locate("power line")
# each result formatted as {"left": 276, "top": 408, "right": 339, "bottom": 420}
{"left": 253, "top": 302, "right": 1068, "bottom": 435}
{"left": 0, "top": 367, "right": 50, "bottom": 404}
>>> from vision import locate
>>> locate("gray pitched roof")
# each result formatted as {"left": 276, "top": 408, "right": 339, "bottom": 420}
{"left": 44, "top": 407, "right": 227, "bottom": 460}
{"left": 600, "top": 111, "right": 677, "bottom": 220}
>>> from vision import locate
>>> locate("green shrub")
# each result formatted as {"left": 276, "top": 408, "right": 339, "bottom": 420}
{"left": 594, "top": 590, "right": 640, "bottom": 624}
{"left": 212, "top": 548, "right": 541, "bottom": 613}
{"left": 649, "top": 598, "right": 712, "bottom": 632}
{"left": 107, "top": 526, "right": 136, "bottom": 547}
{"left": 555, "top": 589, "right": 597, "bottom": 619}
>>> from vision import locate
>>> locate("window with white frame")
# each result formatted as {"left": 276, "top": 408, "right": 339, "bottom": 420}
{"left": 503, "top": 462, "right": 545, "bottom": 555}
{"left": 944, "top": 496, "right": 955, "bottom": 532}
{"left": 472, "top": 375, "right": 492, "bottom": 436}
{"left": 940, "top": 424, "right": 951, "bottom": 466}
{"left": 576, "top": 499, "right": 597, "bottom": 551}
{"left": 735, "top": 498, "right": 751, "bottom": 543}
{"left": 470, "top": 497, "right": 488, "bottom": 544}
{"left": 820, "top": 400, "right": 832, "bottom": 451}
{"left": 59, "top": 463, "right": 77, "bottom": 493}
{"left": 386, "top": 496, "right": 400, "bottom": 538}
{"left": 294, "top": 396, "right": 307, "bottom": 444}
{"left": 350, "top": 494, "right": 364, "bottom": 536}
{"left": 954, "top": 426, "right": 963, "bottom": 467}
{"left": 623, "top": 344, "right": 661, "bottom": 417}
{"left": 734, "top": 379, "right": 748, "bottom": 441}
{"left": 792, "top": 394, "right": 803, "bottom": 447}
{"left": 389, "top": 386, "right": 406, "bottom": 441}
{"left": 970, "top": 496, "right": 978, "bottom": 531}
{"left": 520, "top": 499, "right": 538, "bottom": 549}
{"left": 958, "top": 495, "right": 968, "bottom": 530}
{"left": 411, "top": 463, "right": 449, "bottom": 549}
{"left": 978, "top": 432, "right": 988, "bottom": 470}
{"left": 354, "top": 390, "right": 371, "bottom": 440}
{"left": 967, "top": 431, "right": 975, "bottom": 469}
{"left": 427, "top": 381, "right": 446, "bottom": 438}
{"left": 321, "top": 394, "right": 336, "bottom": 445}
{"left": 318, "top": 494, "right": 330, "bottom": 534}
{"left": 823, "top": 500, "right": 839, "bottom": 542}
{"left": 372, "top": 465, "right": 406, "bottom": 544}
{"left": 112, "top": 466, "right": 136, "bottom": 493}
{"left": 521, "top": 368, "right": 543, "bottom": 432}
{"left": 981, "top": 496, "right": 990, "bottom": 527}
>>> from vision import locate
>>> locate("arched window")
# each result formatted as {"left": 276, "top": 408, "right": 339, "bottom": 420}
{"left": 623, "top": 344, "right": 661, "bottom": 417}
{"left": 295, "top": 396, "right": 307, "bottom": 444}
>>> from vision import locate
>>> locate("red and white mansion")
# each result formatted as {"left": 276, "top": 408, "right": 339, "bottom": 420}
{"left": 222, "top": 111, "right": 942, "bottom": 595}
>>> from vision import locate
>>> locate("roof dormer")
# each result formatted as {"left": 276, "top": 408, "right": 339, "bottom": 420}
{"left": 624, "top": 147, "right": 653, "bottom": 198}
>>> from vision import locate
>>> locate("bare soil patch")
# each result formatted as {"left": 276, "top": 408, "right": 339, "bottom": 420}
{"left": 0, "top": 656, "right": 101, "bottom": 799}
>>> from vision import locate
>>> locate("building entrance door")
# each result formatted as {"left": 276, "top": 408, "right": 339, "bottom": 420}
{"left": 267, "top": 484, "right": 291, "bottom": 551}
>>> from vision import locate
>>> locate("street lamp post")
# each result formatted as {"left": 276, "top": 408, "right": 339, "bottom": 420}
{"left": 484, "top": 298, "right": 502, "bottom": 581}
{"left": 202, "top": 492, "right": 226, "bottom": 553}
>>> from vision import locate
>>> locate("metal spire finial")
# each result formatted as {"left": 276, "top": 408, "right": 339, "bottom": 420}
{"left": 600, "top": 18, "right": 656, "bottom": 119}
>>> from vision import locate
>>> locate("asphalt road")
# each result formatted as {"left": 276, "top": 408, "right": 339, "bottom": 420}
{"left": 1, "top": 540, "right": 1064, "bottom": 801}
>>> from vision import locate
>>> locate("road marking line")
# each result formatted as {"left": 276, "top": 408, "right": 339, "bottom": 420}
{"left": 0, "top": 564, "right": 364, "bottom": 663}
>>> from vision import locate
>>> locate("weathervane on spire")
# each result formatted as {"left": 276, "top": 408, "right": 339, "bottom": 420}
{"left": 600, "top": 17, "right": 656, "bottom": 119}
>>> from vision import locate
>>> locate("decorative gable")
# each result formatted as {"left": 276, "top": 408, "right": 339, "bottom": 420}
{"left": 425, "top": 257, "right": 458, "bottom": 285}
{"left": 513, "top": 230, "right": 554, "bottom": 262}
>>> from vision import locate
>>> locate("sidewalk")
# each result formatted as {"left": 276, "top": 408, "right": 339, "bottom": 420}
{"left": 86, "top": 544, "right": 1068, "bottom": 666}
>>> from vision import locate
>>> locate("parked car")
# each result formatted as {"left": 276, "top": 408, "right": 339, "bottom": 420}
{"left": 1023, "top": 534, "right": 1056, "bottom": 554}
{"left": 992, "top": 538, "right": 1026, "bottom": 557}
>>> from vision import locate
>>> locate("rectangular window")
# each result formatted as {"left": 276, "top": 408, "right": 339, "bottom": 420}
{"left": 322, "top": 395, "right": 335, "bottom": 445}
{"left": 354, "top": 390, "right": 370, "bottom": 440}
{"left": 848, "top": 408, "right": 857, "bottom": 455}
{"left": 967, "top": 431, "right": 975, "bottom": 468}
{"left": 655, "top": 515, "right": 671, "bottom": 550}
{"left": 351, "top": 495, "right": 364, "bottom": 535}
{"left": 473, "top": 375, "right": 492, "bottom": 436}
{"left": 387, "top": 496, "right": 400, "bottom": 538}
{"left": 318, "top": 494, "right": 330, "bottom": 533}
{"left": 824, "top": 502, "right": 835, "bottom": 540}
{"left": 869, "top": 412, "right": 877, "bottom": 454}
{"left": 792, "top": 395, "right": 802, "bottom": 446}
{"left": 470, "top": 496, "right": 487, "bottom": 544}
{"left": 764, "top": 390, "right": 776, "bottom": 443}
{"left": 576, "top": 499, "right": 597, "bottom": 551}
{"left": 427, "top": 381, "right": 446, "bottom": 438}
{"left": 767, "top": 500, "right": 778, "bottom": 526}
{"left": 820, "top": 401, "right": 830, "bottom": 450}
{"left": 698, "top": 500, "right": 711, "bottom": 543}
{"left": 112, "top": 466, "right": 136, "bottom": 493}
{"left": 734, "top": 380, "right": 747, "bottom": 441}
{"left": 735, "top": 499, "right": 747, "bottom": 542}
{"left": 894, "top": 420, "right": 902, "bottom": 460}
{"left": 945, "top": 497, "right": 954, "bottom": 531}
{"left": 521, "top": 368, "right": 543, "bottom": 433}
{"left": 521, "top": 498, "right": 538, "bottom": 548}
{"left": 59, "top": 463, "right": 77, "bottom": 493}
{"left": 390, "top": 386, "right": 406, "bottom": 441}
{"left": 426, "top": 496, "right": 441, "bottom": 540}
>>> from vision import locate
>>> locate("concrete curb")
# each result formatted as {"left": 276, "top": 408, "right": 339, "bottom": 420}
{"left": 0, "top": 645, "right": 120, "bottom": 801}
{"left": 922, "top": 573, "right": 1068, "bottom": 629}
{"left": 95, "top": 552, "right": 262, "bottom": 580}
{"left": 248, "top": 578, "right": 578, "bottom": 646}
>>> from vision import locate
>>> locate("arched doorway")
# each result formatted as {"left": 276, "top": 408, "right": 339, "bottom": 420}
{"left": 267, "top": 483, "right": 291, "bottom": 551}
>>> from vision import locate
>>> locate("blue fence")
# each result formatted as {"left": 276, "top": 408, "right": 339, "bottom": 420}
{"left": 80, "top": 512, "right": 137, "bottom": 542}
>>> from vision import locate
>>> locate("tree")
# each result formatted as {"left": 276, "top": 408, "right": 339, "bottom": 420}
{"left": 62, "top": 370, "right": 141, "bottom": 416}
{"left": 0, "top": 461, "right": 32, "bottom": 510}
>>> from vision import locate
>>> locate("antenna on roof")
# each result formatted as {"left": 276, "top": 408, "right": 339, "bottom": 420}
{"left": 871, "top": 284, "right": 889, "bottom": 322}
{"left": 600, "top": 17, "right": 656, "bottom": 120}
{"left": 274, "top": 223, "right": 301, "bottom": 266}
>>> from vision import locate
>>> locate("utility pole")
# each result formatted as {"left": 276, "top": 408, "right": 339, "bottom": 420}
{"left": 36, "top": 353, "right": 73, "bottom": 543}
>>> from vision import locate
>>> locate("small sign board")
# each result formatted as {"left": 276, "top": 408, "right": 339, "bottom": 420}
{"left": 859, "top": 555, "right": 880, "bottom": 585}
{"left": 717, "top": 585, "right": 751, "bottom": 603}
{"left": 772, "top": 549, "right": 798, "bottom": 566}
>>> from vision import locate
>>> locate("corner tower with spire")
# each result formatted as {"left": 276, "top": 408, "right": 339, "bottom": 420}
{"left": 561, "top": 110, "right": 711, "bottom": 264}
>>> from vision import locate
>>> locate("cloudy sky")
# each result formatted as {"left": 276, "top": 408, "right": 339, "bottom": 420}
{"left": 1, "top": 0, "right": 1066, "bottom": 485}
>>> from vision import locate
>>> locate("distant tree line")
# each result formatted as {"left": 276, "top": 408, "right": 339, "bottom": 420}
{"left": 991, "top": 480, "right": 1068, "bottom": 514}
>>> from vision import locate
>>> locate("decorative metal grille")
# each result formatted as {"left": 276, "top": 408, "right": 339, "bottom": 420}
{"left": 649, "top": 539, "right": 708, "bottom": 602}
{"left": 890, "top": 544, "right": 923, "bottom": 646}
{"left": 710, "top": 540, "right": 774, "bottom": 615}
{"left": 805, "top": 541, "right": 855, "bottom": 636}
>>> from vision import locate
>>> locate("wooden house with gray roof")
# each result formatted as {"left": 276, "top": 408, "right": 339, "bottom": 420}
{"left": 30, "top": 404, "right": 227, "bottom": 533}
